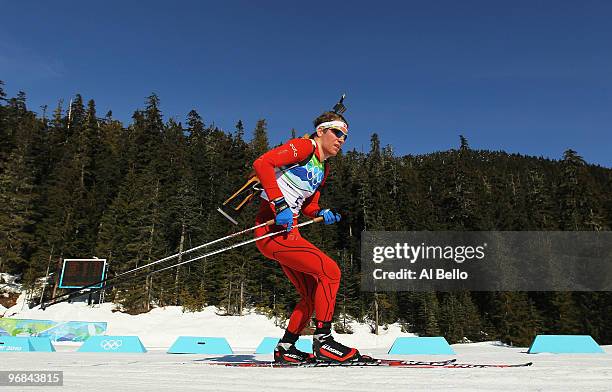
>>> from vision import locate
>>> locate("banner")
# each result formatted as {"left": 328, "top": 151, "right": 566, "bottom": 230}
{"left": 0, "top": 318, "right": 107, "bottom": 342}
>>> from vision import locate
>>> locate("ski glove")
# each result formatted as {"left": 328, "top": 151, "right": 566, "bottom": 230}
{"left": 274, "top": 198, "right": 293, "bottom": 232}
{"left": 318, "top": 209, "right": 341, "bottom": 225}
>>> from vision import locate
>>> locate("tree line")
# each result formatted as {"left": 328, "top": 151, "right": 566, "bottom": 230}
{"left": 1, "top": 81, "right": 611, "bottom": 346}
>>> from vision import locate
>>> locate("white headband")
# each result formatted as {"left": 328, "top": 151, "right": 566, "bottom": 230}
{"left": 316, "top": 120, "right": 348, "bottom": 133}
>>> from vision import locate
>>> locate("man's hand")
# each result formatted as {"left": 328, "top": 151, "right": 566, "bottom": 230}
{"left": 274, "top": 198, "right": 293, "bottom": 231}
{"left": 318, "top": 208, "right": 341, "bottom": 225}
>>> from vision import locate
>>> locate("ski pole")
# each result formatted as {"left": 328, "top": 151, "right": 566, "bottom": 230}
{"left": 149, "top": 216, "right": 324, "bottom": 276}
{"left": 40, "top": 219, "right": 275, "bottom": 310}
{"left": 40, "top": 217, "right": 324, "bottom": 309}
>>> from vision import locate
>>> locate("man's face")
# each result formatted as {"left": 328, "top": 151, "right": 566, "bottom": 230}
{"left": 318, "top": 127, "right": 347, "bottom": 157}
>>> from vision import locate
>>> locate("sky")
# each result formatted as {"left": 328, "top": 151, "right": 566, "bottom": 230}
{"left": 2, "top": 0, "right": 611, "bottom": 167}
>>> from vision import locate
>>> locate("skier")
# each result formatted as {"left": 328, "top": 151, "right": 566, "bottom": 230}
{"left": 253, "top": 110, "right": 363, "bottom": 363}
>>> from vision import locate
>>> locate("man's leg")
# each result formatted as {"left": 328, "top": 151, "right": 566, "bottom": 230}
{"left": 255, "top": 208, "right": 342, "bottom": 322}
{"left": 271, "top": 266, "right": 317, "bottom": 363}
{"left": 270, "top": 240, "right": 340, "bottom": 322}
{"left": 280, "top": 265, "right": 316, "bottom": 335}
{"left": 256, "top": 227, "right": 360, "bottom": 362}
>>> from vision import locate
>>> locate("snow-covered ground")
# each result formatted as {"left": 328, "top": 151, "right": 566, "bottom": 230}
{"left": 0, "top": 272, "right": 22, "bottom": 294}
{"left": 2, "top": 343, "right": 611, "bottom": 391}
{"left": 3, "top": 293, "right": 407, "bottom": 350}
{"left": 1, "top": 293, "right": 611, "bottom": 391}
{"left": 3, "top": 290, "right": 416, "bottom": 350}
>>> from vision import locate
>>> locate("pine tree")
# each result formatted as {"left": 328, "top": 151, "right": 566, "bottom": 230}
{"left": 8, "top": 91, "right": 28, "bottom": 114}
{"left": 459, "top": 134, "right": 469, "bottom": 150}
{"left": 492, "top": 292, "right": 542, "bottom": 346}
{"left": 438, "top": 292, "right": 482, "bottom": 343}
{"left": 0, "top": 94, "right": 40, "bottom": 274}
{"left": 526, "top": 169, "right": 556, "bottom": 229}
{"left": 250, "top": 119, "right": 269, "bottom": 158}
{"left": 558, "top": 149, "right": 606, "bottom": 230}
{"left": 96, "top": 166, "right": 163, "bottom": 313}
{"left": 0, "top": 81, "right": 10, "bottom": 156}
{"left": 235, "top": 120, "right": 245, "bottom": 143}
{"left": 186, "top": 110, "right": 205, "bottom": 141}
{"left": 411, "top": 292, "right": 440, "bottom": 336}
{"left": 0, "top": 80, "right": 6, "bottom": 101}
{"left": 67, "top": 94, "right": 85, "bottom": 130}
{"left": 550, "top": 292, "right": 583, "bottom": 334}
{"left": 125, "top": 94, "right": 164, "bottom": 172}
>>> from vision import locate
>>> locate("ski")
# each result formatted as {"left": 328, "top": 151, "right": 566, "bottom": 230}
{"left": 430, "top": 361, "right": 533, "bottom": 369}
{"left": 202, "top": 358, "right": 456, "bottom": 368}
{"left": 373, "top": 358, "right": 456, "bottom": 366}
{"left": 308, "top": 360, "right": 533, "bottom": 368}
{"left": 200, "top": 358, "right": 533, "bottom": 368}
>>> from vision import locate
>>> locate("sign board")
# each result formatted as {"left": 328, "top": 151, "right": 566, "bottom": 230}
{"left": 58, "top": 259, "right": 106, "bottom": 289}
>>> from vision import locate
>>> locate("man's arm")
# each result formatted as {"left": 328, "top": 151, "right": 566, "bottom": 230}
{"left": 253, "top": 138, "right": 315, "bottom": 201}
{"left": 301, "top": 190, "right": 322, "bottom": 218}
{"left": 301, "top": 163, "right": 329, "bottom": 217}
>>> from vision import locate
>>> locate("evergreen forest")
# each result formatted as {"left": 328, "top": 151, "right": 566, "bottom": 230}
{"left": 1, "top": 82, "right": 611, "bottom": 347}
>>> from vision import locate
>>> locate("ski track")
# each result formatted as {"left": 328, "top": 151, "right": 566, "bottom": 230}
{"left": 1, "top": 347, "right": 610, "bottom": 392}
{"left": 2, "top": 298, "right": 611, "bottom": 391}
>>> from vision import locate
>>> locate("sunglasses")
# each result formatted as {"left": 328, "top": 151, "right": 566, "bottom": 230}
{"left": 329, "top": 127, "right": 348, "bottom": 141}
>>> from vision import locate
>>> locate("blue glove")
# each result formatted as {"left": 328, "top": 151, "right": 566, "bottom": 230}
{"left": 318, "top": 209, "right": 341, "bottom": 225}
{"left": 274, "top": 198, "right": 293, "bottom": 232}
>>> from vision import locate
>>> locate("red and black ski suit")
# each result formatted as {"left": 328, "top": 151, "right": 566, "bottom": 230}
{"left": 253, "top": 138, "right": 340, "bottom": 335}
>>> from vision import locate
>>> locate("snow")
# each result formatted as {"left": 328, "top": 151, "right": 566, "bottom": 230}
{"left": 0, "top": 272, "right": 22, "bottom": 294}
{"left": 1, "top": 294, "right": 611, "bottom": 391}
{"left": 2, "top": 343, "right": 610, "bottom": 391}
{"left": 4, "top": 293, "right": 409, "bottom": 350}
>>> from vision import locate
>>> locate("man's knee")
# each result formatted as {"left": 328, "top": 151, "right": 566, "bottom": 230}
{"left": 323, "top": 259, "right": 341, "bottom": 282}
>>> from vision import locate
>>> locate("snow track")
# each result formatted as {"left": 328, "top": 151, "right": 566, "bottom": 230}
{"left": 2, "top": 345, "right": 610, "bottom": 392}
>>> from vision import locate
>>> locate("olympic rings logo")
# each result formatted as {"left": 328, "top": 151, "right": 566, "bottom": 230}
{"left": 305, "top": 162, "right": 323, "bottom": 186}
{"left": 100, "top": 339, "right": 123, "bottom": 350}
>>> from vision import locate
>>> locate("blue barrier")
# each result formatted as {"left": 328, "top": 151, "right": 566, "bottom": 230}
{"left": 168, "top": 336, "right": 233, "bottom": 354}
{"left": 0, "top": 336, "right": 35, "bottom": 352}
{"left": 528, "top": 335, "right": 604, "bottom": 354}
{"left": 78, "top": 336, "right": 147, "bottom": 353}
{"left": 255, "top": 337, "right": 313, "bottom": 354}
{"left": 28, "top": 337, "right": 56, "bottom": 352}
{"left": 388, "top": 337, "right": 456, "bottom": 355}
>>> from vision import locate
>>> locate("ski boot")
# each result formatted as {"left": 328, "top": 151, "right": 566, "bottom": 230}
{"left": 313, "top": 320, "right": 362, "bottom": 363}
{"left": 274, "top": 342, "right": 315, "bottom": 364}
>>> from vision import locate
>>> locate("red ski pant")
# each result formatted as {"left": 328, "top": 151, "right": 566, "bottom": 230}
{"left": 255, "top": 204, "right": 340, "bottom": 335}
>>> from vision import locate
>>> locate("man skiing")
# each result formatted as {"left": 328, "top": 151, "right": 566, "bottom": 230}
{"left": 253, "top": 109, "right": 363, "bottom": 363}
